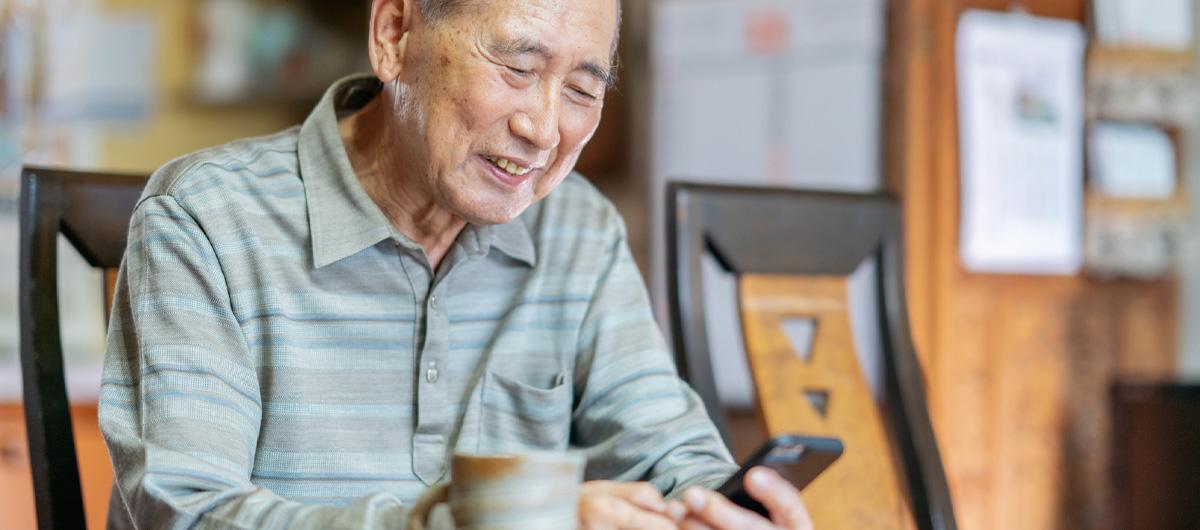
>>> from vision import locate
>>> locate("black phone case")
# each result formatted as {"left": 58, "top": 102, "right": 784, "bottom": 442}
{"left": 716, "top": 435, "right": 844, "bottom": 517}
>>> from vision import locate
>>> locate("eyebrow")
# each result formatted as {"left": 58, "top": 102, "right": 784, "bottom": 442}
{"left": 489, "top": 37, "right": 616, "bottom": 90}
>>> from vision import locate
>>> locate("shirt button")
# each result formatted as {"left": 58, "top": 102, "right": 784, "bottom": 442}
{"left": 426, "top": 365, "right": 439, "bottom": 384}
{"left": 429, "top": 295, "right": 438, "bottom": 310}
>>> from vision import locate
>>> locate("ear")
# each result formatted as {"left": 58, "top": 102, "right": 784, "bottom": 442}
{"left": 368, "top": 0, "right": 418, "bottom": 82}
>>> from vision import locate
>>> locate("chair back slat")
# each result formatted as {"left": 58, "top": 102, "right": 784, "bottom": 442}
{"left": 740, "top": 274, "right": 912, "bottom": 529}
{"left": 19, "top": 166, "right": 145, "bottom": 530}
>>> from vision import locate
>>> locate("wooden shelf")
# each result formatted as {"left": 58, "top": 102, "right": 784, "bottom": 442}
{"left": 1088, "top": 46, "right": 1195, "bottom": 74}
{"left": 1085, "top": 187, "right": 1191, "bottom": 217}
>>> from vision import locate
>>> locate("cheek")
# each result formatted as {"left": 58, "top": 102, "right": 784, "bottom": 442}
{"left": 552, "top": 108, "right": 603, "bottom": 168}
{"left": 422, "top": 69, "right": 511, "bottom": 164}
{"left": 532, "top": 108, "right": 602, "bottom": 197}
{"left": 562, "top": 106, "right": 604, "bottom": 152}
{"left": 533, "top": 165, "right": 575, "bottom": 200}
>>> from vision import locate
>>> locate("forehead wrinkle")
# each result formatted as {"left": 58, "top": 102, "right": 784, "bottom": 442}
{"left": 489, "top": 35, "right": 614, "bottom": 89}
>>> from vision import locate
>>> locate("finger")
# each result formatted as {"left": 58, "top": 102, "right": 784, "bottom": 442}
{"left": 680, "top": 517, "right": 718, "bottom": 530}
{"left": 579, "top": 493, "right": 676, "bottom": 530}
{"left": 682, "top": 487, "right": 776, "bottom": 530}
{"left": 578, "top": 489, "right": 621, "bottom": 529}
{"left": 666, "top": 500, "right": 688, "bottom": 522}
{"left": 582, "top": 481, "right": 668, "bottom": 513}
{"left": 618, "top": 482, "right": 668, "bottom": 513}
{"left": 744, "top": 467, "right": 811, "bottom": 530}
{"left": 610, "top": 498, "right": 679, "bottom": 530}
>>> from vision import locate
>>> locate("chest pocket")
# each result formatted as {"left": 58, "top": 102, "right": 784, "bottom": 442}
{"left": 480, "top": 370, "right": 573, "bottom": 452}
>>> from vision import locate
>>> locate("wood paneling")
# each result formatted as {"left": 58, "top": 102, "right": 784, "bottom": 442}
{"left": 739, "top": 275, "right": 913, "bottom": 530}
{"left": 922, "top": 276, "right": 1176, "bottom": 530}
{"left": 893, "top": 0, "right": 1180, "bottom": 529}
{"left": 0, "top": 405, "right": 113, "bottom": 530}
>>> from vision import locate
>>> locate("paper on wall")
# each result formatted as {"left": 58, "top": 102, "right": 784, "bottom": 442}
{"left": 956, "top": 10, "right": 1086, "bottom": 275}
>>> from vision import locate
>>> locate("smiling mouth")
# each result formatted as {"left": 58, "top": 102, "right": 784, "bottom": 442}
{"left": 483, "top": 155, "right": 532, "bottom": 177}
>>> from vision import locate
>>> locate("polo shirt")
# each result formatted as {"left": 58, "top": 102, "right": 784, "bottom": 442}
{"left": 99, "top": 74, "right": 735, "bottom": 529}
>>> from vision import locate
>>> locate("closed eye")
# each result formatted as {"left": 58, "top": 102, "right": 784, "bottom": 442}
{"left": 507, "top": 65, "right": 533, "bottom": 77}
{"left": 567, "top": 86, "right": 600, "bottom": 105}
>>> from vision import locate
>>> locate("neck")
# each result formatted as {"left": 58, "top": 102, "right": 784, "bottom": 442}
{"left": 338, "top": 94, "right": 466, "bottom": 270}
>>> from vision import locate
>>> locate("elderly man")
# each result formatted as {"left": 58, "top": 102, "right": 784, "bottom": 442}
{"left": 100, "top": 0, "right": 812, "bottom": 528}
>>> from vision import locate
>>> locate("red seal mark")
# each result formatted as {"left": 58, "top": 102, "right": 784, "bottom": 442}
{"left": 744, "top": 8, "right": 791, "bottom": 56}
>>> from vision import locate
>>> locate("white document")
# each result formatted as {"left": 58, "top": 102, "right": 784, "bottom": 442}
{"left": 956, "top": 10, "right": 1085, "bottom": 275}
{"left": 1089, "top": 122, "right": 1177, "bottom": 199}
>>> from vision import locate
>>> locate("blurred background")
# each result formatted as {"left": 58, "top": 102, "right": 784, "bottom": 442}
{"left": 2, "top": 0, "right": 1199, "bottom": 529}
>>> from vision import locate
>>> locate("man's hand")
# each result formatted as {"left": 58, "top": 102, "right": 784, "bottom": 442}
{"left": 579, "top": 481, "right": 681, "bottom": 530}
{"left": 671, "top": 467, "right": 813, "bottom": 530}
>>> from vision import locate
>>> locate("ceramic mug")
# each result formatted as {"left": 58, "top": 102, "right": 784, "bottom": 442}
{"left": 448, "top": 451, "right": 585, "bottom": 530}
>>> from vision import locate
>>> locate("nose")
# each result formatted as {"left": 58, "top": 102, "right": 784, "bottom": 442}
{"left": 510, "top": 83, "right": 561, "bottom": 151}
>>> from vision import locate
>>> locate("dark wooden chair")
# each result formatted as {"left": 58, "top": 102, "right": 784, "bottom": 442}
{"left": 19, "top": 166, "right": 145, "bottom": 530}
{"left": 666, "top": 182, "right": 956, "bottom": 530}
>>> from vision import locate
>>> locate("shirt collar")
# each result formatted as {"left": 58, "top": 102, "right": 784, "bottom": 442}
{"left": 482, "top": 213, "right": 537, "bottom": 267}
{"left": 298, "top": 74, "right": 536, "bottom": 269}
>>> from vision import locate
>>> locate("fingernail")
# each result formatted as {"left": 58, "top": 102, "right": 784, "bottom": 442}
{"left": 748, "top": 468, "right": 772, "bottom": 488}
{"left": 684, "top": 488, "right": 707, "bottom": 510}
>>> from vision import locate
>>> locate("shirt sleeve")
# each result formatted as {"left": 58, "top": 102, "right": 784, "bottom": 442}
{"left": 99, "top": 194, "right": 447, "bottom": 530}
{"left": 570, "top": 210, "right": 738, "bottom": 498}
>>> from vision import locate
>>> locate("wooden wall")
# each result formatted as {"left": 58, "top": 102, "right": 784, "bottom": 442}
{"left": 890, "top": 1, "right": 1179, "bottom": 529}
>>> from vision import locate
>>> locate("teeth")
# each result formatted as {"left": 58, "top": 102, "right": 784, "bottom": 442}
{"left": 488, "top": 156, "right": 530, "bottom": 177}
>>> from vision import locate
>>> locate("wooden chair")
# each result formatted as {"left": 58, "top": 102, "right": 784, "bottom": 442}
{"left": 19, "top": 166, "right": 145, "bottom": 530}
{"left": 666, "top": 182, "right": 956, "bottom": 530}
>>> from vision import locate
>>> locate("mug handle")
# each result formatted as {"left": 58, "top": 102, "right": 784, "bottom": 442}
{"left": 406, "top": 483, "right": 451, "bottom": 530}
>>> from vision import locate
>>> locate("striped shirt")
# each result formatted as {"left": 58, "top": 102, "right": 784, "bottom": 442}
{"left": 99, "top": 74, "right": 735, "bottom": 529}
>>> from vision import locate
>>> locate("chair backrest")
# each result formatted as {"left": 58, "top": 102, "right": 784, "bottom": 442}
{"left": 666, "top": 182, "right": 956, "bottom": 530}
{"left": 19, "top": 166, "right": 145, "bottom": 530}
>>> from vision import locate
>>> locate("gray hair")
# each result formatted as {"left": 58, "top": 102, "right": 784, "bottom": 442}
{"left": 415, "top": 0, "right": 470, "bottom": 22}
{"left": 415, "top": 0, "right": 622, "bottom": 57}
{"left": 412, "top": 0, "right": 624, "bottom": 75}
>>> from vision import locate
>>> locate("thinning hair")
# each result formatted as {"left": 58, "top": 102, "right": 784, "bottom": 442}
{"left": 414, "top": 0, "right": 622, "bottom": 60}
{"left": 415, "top": 0, "right": 470, "bottom": 21}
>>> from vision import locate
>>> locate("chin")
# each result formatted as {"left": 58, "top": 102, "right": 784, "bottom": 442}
{"left": 468, "top": 210, "right": 521, "bottom": 226}
{"left": 444, "top": 172, "right": 540, "bottom": 225}
{"left": 454, "top": 197, "right": 530, "bottom": 226}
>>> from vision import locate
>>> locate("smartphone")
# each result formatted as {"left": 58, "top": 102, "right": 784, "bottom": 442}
{"left": 716, "top": 435, "right": 843, "bottom": 517}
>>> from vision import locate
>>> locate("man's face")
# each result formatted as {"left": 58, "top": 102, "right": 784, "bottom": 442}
{"left": 390, "top": 0, "right": 617, "bottom": 225}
